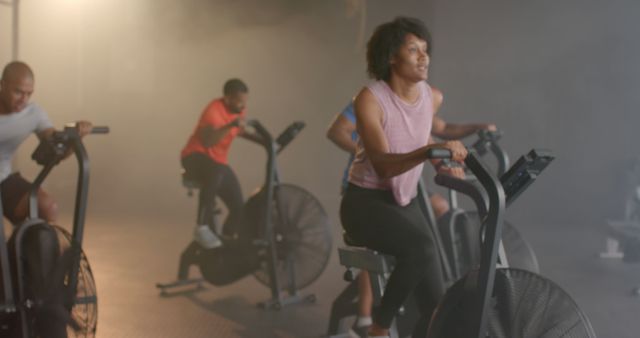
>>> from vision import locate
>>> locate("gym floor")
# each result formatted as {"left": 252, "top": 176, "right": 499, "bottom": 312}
{"left": 75, "top": 211, "right": 639, "bottom": 338}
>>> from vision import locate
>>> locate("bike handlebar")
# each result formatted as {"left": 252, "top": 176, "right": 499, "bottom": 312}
{"left": 276, "top": 121, "right": 305, "bottom": 153}
{"left": 90, "top": 126, "right": 110, "bottom": 134}
{"left": 32, "top": 125, "right": 110, "bottom": 166}
{"left": 63, "top": 123, "right": 110, "bottom": 135}
{"left": 244, "top": 119, "right": 305, "bottom": 154}
{"left": 245, "top": 119, "right": 270, "bottom": 138}
{"left": 426, "top": 148, "right": 452, "bottom": 159}
{"left": 477, "top": 129, "right": 503, "bottom": 141}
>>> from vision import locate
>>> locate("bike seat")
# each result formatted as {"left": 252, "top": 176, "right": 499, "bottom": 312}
{"left": 339, "top": 239, "right": 395, "bottom": 275}
{"left": 181, "top": 171, "right": 200, "bottom": 196}
{"left": 343, "top": 232, "right": 366, "bottom": 247}
{"left": 181, "top": 171, "right": 200, "bottom": 187}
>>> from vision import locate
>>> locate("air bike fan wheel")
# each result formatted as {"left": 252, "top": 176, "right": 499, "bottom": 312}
{"left": 249, "top": 184, "right": 332, "bottom": 290}
{"left": 427, "top": 268, "right": 596, "bottom": 338}
{"left": 54, "top": 226, "right": 98, "bottom": 338}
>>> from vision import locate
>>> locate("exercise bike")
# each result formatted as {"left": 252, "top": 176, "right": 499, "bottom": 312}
{"left": 331, "top": 148, "right": 596, "bottom": 338}
{"left": 0, "top": 124, "right": 107, "bottom": 338}
{"left": 599, "top": 157, "right": 640, "bottom": 295}
{"left": 157, "top": 119, "right": 333, "bottom": 310}
{"left": 427, "top": 149, "right": 596, "bottom": 337}
{"left": 327, "top": 131, "right": 536, "bottom": 337}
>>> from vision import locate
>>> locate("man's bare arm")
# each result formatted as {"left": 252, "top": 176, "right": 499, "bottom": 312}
{"left": 327, "top": 114, "right": 357, "bottom": 154}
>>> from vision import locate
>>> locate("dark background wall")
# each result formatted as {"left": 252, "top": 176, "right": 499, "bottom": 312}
{"left": 2, "top": 0, "right": 638, "bottom": 228}
{"left": 424, "top": 0, "right": 640, "bottom": 226}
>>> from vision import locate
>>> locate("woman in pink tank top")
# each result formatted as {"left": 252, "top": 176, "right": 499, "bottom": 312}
{"left": 340, "top": 17, "right": 467, "bottom": 338}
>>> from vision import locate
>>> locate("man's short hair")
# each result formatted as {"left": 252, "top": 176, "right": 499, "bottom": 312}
{"left": 366, "top": 17, "right": 432, "bottom": 81}
{"left": 1, "top": 61, "right": 34, "bottom": 82}
{"left": 223, "top": 78, "right": 249, "bottom": 96}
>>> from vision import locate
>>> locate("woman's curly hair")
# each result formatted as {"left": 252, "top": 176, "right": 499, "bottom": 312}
{"left": 366, "top": 17, "right": 432, "bottom": 81}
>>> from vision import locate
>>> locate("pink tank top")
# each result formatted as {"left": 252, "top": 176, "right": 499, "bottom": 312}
{"left": 348, "top": 80, "right": 434, "bottom": 206}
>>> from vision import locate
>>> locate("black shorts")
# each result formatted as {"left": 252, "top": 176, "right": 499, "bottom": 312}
{"left": 1, "top": 173, "right": 32, "bottom": 225}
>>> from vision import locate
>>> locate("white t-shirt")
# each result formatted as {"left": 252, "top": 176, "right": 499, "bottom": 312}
{"left": 0, "top": 102, "right": 53, "bottom": 182}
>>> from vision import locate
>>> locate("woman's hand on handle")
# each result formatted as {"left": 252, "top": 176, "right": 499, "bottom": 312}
{"left": 441, "top": 140, "right": 467, "bottom": 162}
{"left": 430, "top": 141, "right": 466, "bottom": 179}
{"left": 481, "top": 123, "right": 498, "bottom": 132}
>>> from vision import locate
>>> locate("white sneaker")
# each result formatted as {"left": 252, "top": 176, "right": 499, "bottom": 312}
{"left": 194, "top": 225, "right": 222, "bottom": 249}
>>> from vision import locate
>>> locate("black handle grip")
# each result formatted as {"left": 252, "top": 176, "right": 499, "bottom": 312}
{"left": 477, "top": 129, "right": 502, "bottom": 140}
{"left": 246, "top": 119, "right": 270, "bottom": 137}
{"left": 276, "top": 121, "right": 305, "bottom": 150}
{"left": 426, "top": 148, "right": 452, "bottom": 159}
{"left": 91, "top": 126, "right": 110, "bottom": 134}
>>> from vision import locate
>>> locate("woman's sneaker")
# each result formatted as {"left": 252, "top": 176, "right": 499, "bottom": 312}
{"left": 194, "top": 224, "right": 222, "bottom": 249}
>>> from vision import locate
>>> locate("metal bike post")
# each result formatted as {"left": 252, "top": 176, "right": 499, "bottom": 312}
{"left": 0, "top": 190, "right": 17, "bottom": 315}
{"left": 66, "top": 135, "right": 90, "bottom": 306}
{"left": 28, "top": 162, "right": 55, "bottom": 220}
{"left": 464, "top": 155, "right": 506, "bottom": 338}
{"left": 262, "top": 137, "right": 284, "bottom": 308}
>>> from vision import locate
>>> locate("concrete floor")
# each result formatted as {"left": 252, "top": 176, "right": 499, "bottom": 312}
{"left": 72, "top": 211, "right": 639, "bottom": 338}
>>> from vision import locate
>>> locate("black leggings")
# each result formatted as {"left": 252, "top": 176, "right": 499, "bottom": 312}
{"left": 181, "top": 153, "right": 244, "bottom": 236}
{"left": 340, "top": 184, "right": 445, "bottom": 332}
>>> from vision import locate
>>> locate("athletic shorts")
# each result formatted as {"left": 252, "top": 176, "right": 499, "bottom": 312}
{"left": 1, "top": 173, "right": 32, "bottom": 225}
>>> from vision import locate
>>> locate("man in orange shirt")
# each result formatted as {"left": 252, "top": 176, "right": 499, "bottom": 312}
{"left": 181, "top": 78, "right": 253, "bottom": 249}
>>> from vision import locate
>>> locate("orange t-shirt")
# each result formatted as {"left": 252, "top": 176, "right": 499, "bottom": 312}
{"left": 181, "top": 98, "right": 245, "bottom": 164}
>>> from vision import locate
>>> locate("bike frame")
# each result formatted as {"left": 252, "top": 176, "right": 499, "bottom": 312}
{"left": 246, "top": 120, "right": 307, "bottom": 309}
{"left": 0, "top": 126, "right": 100, "bottom": 338}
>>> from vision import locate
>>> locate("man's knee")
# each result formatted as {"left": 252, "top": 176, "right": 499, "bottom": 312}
{"left": 430, "top": 193, "right": 449, "bottom": 218}
{"left": 38, "top": 194, "right": 58, "bottom": 223}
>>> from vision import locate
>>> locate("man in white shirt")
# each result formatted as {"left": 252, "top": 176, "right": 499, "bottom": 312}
{"left": 0, "top": 61, "right": 92, "bottom": 225}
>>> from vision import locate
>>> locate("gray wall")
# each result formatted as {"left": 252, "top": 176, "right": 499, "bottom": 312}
{"left": 425, "top": 0, "right": 640, "bottom": 225}
{"left": 0, "top": 4, "right": 12, "bottom": 64}
{"left": 9, "top": 0, "right": 638, "bottom": 227}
